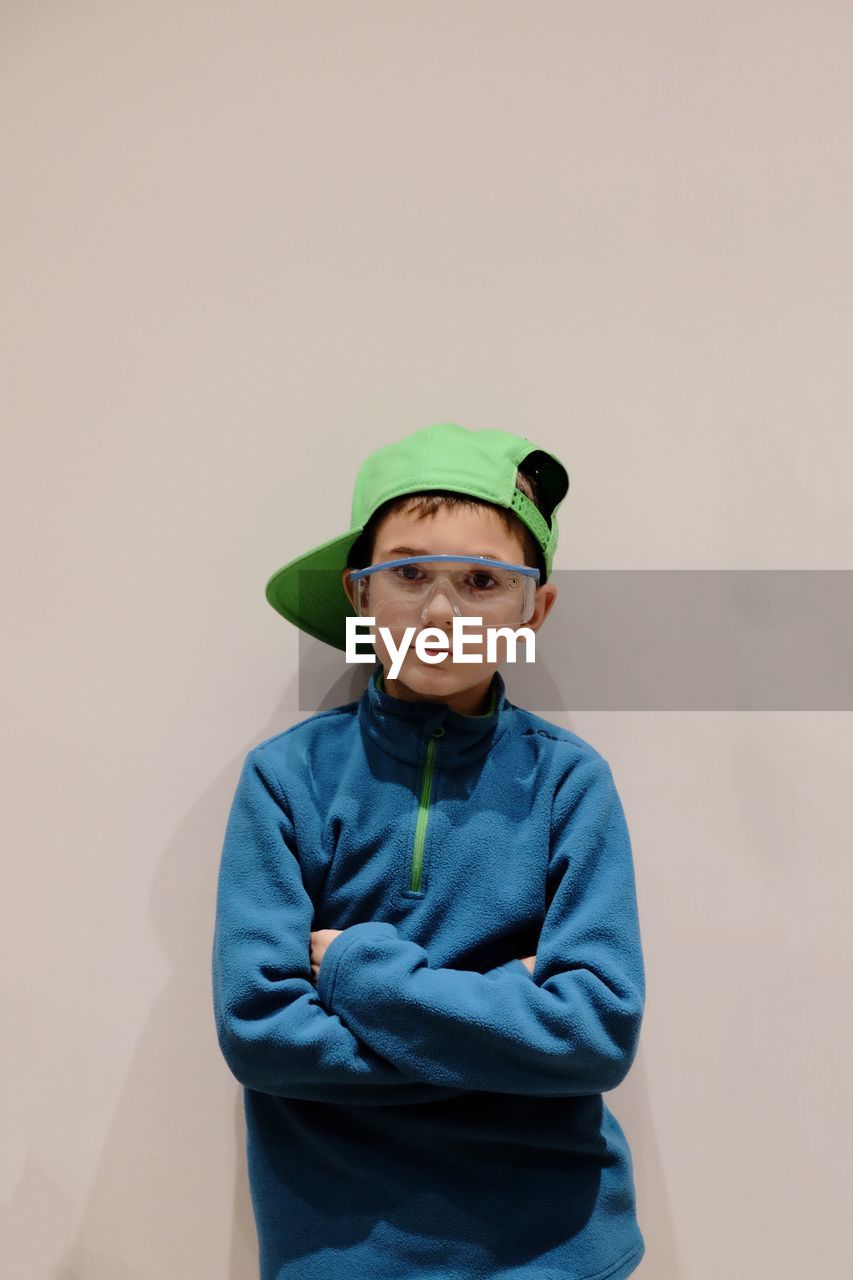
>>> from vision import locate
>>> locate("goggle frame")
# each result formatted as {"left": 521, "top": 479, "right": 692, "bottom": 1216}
{"left": 347, "top": 554, "right": 541, "bottom": 626}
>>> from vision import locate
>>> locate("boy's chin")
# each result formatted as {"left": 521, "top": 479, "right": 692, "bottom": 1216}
{"left": 385, "top": 653, "right": 493, "bottom": 691}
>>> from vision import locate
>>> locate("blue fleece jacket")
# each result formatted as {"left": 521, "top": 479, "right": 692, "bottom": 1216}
{"left": 211, "top": 659, "right": 646, "bottom": 1280}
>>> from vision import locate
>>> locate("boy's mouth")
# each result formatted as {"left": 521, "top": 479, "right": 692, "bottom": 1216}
{"left": 413, "top": 640, "right": 452, "bottom": 661}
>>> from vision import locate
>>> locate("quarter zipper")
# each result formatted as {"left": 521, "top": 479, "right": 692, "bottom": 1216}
{"left": 408, "top": 726, "right": 444, "bottom": 893}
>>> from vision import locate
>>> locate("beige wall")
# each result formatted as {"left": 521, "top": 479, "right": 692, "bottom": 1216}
{"left": 3, "top": 4, "right": 851, "bottom": 1277}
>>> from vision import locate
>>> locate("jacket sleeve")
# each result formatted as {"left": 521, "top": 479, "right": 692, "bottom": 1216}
{"left": 211, "top": 749, "right": 471, "bottom": 1105}
{"left": 316, "top": 754, "right": 645, "bottom": 1097}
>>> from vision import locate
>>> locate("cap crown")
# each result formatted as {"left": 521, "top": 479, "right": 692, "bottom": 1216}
{"left": 351, "top": 423, "right": 569, "bottom": 577}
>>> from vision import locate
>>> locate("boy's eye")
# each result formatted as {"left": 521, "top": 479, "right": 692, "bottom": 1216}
{"left": 388, "top": 566, "right": 501, "bottom": 590}
{"left": 395, "top": 564, "right": 426, "bottom": 582}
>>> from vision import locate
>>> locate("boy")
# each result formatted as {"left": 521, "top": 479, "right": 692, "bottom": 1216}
{"left": 211, "top": 422, "right": 646, "bottom": 1280}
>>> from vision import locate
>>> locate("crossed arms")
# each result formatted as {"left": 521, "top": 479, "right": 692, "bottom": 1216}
{"left": 211, "top": 748, "right": 645, "bottom": 1105}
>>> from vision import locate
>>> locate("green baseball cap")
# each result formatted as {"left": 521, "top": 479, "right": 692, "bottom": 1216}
{"left": 265, "top": 421, "right": 570, "bottom": 651}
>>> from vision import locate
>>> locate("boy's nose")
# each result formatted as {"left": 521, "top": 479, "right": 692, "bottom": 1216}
{"left": 421, "top": 585, "right": 457, "bottom": 627}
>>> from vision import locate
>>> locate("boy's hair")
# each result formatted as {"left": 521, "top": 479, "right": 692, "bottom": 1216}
{"left": 347, "top": 463, "right": 547, "bottom": 581}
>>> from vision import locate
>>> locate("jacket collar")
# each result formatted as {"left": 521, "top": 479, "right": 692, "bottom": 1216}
{"left": 358, "top": 658, "right": 510, "bottom": 768}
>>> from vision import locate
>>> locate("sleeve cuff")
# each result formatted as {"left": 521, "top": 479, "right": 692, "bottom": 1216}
{"left": 316, "top": 921, "right": 398, "bottom": 1008}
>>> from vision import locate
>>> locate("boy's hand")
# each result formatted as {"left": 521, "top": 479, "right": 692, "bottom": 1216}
{"left": 310, "top": 929, "right": 343, "bottom": 984}
{"left": 520, "top": 954, "right": 537, "bottom": 974}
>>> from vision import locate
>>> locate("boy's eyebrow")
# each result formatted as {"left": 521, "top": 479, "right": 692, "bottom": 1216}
{"left": 383, "top": 545, "right": 503, "bottom": 560}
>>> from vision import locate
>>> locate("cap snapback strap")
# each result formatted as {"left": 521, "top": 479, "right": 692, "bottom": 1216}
{"left": 509, "top": 488, "right": 553, "bottom": 558}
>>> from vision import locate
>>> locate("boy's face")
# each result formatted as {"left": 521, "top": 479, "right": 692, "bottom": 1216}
{"left": 341, "top": 503, "right": 557, "bottom": 716}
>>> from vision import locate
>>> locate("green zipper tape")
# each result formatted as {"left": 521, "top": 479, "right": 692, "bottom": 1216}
{"left": 409, "top": 727, "right": 443, "bottom": 892}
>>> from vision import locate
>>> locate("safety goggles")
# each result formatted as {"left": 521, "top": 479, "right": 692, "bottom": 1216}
{"left": 347, "top": 554, "right": 540, "bottom": 627}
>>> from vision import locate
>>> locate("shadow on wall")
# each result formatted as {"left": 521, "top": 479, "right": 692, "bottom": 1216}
{"left": 37, "top": 743, "right": 273, "bottom": 1278}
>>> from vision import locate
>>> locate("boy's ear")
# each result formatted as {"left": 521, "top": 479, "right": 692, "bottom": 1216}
{"left": 526, "top": 582, "right": 558, "bottom": 632}
{"left": 341, "top": 568, "right": 356, "bottom": 610}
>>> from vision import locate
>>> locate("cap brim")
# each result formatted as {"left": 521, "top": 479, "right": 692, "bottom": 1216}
{"left": 265, "top": 528, "right": 362, "bottom": 652}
